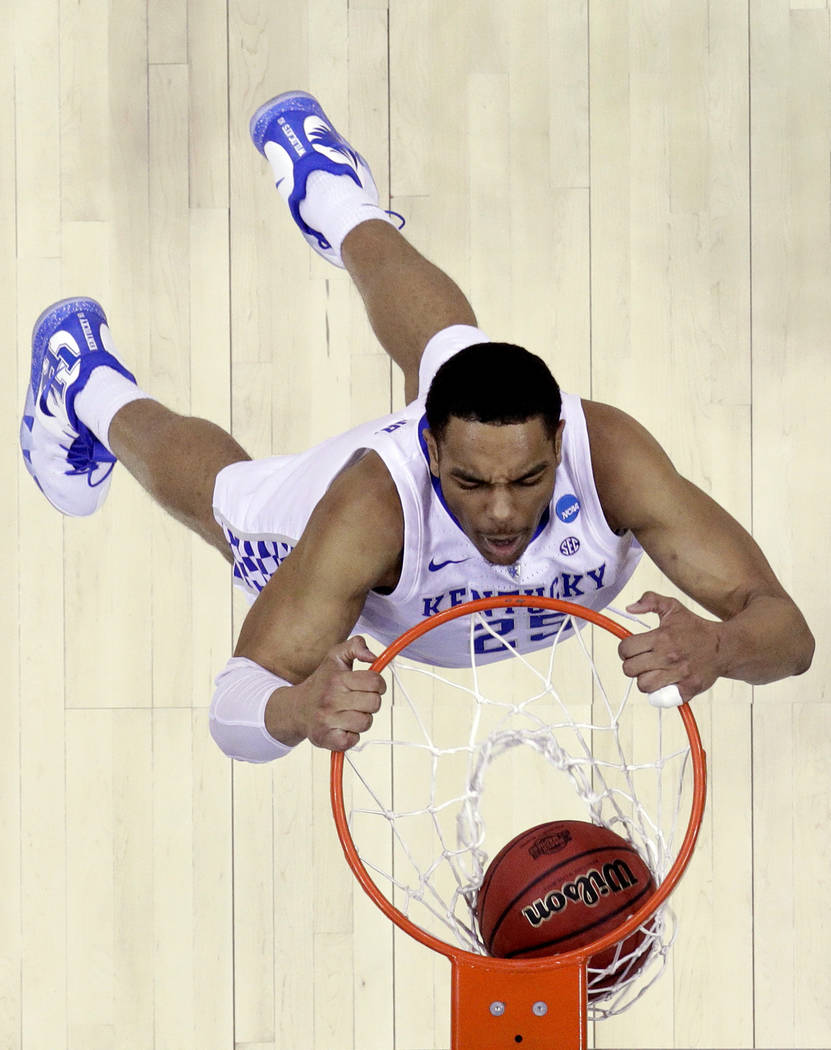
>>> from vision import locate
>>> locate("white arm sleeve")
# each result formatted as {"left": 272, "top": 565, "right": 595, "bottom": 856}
{"left": 210, "top": 656, "right": 297, "bottom": 763}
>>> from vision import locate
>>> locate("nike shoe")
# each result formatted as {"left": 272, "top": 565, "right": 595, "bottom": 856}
{"left": 250, "top": 90, "right": 392, "bottom": 268}
{"left": 20, "top": 297, "right": 136, "bottom": 516}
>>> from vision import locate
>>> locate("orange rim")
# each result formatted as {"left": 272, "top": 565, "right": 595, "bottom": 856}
{"left": 330, "top": 595, "right": 707, "bottom": 972}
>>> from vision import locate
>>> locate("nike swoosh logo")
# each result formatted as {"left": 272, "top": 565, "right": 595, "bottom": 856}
{"left": 428, "top": 557, "right": 469, "bottom": 572}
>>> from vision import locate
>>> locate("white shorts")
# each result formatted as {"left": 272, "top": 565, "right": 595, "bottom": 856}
{"left": 211, "top": 324, "right": 489, "bottom": 601}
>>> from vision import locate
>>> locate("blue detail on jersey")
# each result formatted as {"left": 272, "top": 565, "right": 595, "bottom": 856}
{"left": 466, "top": 591, "right": 578, "bottom": 656}
{"left": 418, "top": 415, "right": 464, "bottom": 530}
{"left": 428, "top": 557, "right": 470, "bottom": 572}
{"left": 556, "top": 494, "right": 581, "bottom": 523}
{"left": 586, "top": 564, "right": 606, "bottom": 589}
{"left": 379, "top": 419, "right": 407, "bottom": 434}
{"left": 560, "top": 536, "right": 580, "bottom": 556}
{"left": 560, "top": 573, "right": 585, "bottom": 598}
{"left": 419, "top": 563, "right": 608, "bottom": 625}
{"left": 224, "top": 528, "right": 295, "bottom": 594}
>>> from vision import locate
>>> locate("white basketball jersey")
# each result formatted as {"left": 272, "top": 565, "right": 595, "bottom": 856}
{"left": 354, "top": 392, "right": 642, "bottom": 665}
{"left": 213, "top": 390, "right": 643, "bottom": 668}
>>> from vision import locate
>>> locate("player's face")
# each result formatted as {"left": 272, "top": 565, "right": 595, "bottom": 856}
{"left": 426, "top": 416, "right": 564, "bottom": 566}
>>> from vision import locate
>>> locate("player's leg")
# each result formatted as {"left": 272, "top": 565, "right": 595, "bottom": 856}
{"left": 250, "top": 92, "right": 485, "bottom": 401}
{"left": 107, "top": 401, "right": 249, "bottom": 560}
{"left": 20, "top": 297, "right": 248, "bottom": 561}
{"left": 340, "top": 221, "right": 477, "bottom": 402}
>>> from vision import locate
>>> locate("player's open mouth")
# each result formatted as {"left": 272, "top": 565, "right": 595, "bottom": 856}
{"left": 481, "top": 533, "right": 524, "bottom": 561}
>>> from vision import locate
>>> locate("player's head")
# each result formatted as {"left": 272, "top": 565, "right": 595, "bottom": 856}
{"left": 424, "top": 343, "right": 564, "bottom": 566}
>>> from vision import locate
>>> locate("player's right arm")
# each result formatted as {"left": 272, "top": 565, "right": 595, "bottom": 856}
{"left": 230, "top": 451, "right": 405, "bottom": 752}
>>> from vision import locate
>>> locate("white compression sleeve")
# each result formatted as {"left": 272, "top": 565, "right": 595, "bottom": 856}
{"left": 210, "top": 656, "right": 296, "bottom": 763}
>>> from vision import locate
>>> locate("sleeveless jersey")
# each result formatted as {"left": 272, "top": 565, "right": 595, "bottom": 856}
{"left": 213, "top": 393, "right": 643, "bottom": 668}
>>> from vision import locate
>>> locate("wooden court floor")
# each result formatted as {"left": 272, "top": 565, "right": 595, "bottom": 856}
{"left": 3, "top": 1, "right": 830, "bottom": 1048}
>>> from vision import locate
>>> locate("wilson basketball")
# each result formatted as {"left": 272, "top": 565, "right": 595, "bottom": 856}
{"left": 475, "top": 820, "right": 656, "bottom": 989}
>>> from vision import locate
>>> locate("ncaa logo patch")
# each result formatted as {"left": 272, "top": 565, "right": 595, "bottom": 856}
{"left": 556, "top": 494, "right": 581, "bottom": 524}
{"left": 560, "top": 536, "right": 581, "bottom": 556}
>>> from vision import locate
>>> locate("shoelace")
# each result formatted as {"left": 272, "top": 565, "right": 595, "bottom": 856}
{"left": 64, "top": 430, "right": 116, "bottom": 487}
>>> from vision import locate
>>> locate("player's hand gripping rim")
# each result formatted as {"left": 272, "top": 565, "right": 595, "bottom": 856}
{"left": 618, "top": 591, "right": 723, "bottom": 707}
{"left": 297, "top": 635, "right": 386, "bottom": 752}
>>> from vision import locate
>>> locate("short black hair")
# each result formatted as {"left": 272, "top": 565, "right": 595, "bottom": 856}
{"left": 424, "top": 342, "right": 562, "bottom": 442}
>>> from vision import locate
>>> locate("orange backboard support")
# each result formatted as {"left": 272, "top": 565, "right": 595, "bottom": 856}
{"left": 451, "top": 955, "right": 586, "bottom": 1050}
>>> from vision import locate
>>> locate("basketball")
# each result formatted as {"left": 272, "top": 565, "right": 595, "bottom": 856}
{"left": 475, "top": 820, "right": 656, "bottom": 988}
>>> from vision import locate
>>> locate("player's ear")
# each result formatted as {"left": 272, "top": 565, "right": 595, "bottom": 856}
{"left": 423, "top": 429, "right": 440, "bottom": 477}
{"left": 553, "top": 419, "right": 565, "bottom": 465}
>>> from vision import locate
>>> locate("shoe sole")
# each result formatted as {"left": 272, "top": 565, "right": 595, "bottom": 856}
{"left": 18, "top": 386, "right": 70, "bottom": 513}
{"left": 32, "top": 295, "right": 107, "bottom": 343}
{"left": 19, "top": 386, "right": 36, "bottom": 462}
{"left": 249, "top": 90, "right": 326, "bottom": 155}
{"left": 30, "top": 296, "right": 107, "bottom": 393}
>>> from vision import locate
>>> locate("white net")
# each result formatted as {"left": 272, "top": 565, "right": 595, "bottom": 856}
{"left": 342, "top": 604, "right": 696, "bottom": 1019}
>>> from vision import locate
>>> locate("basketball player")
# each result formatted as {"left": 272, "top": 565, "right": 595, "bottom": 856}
{"left": 20, "top": 92, "right": 814, "bottom": 763}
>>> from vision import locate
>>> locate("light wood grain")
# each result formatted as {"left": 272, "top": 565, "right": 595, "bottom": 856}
{"left": 5, "top": 1, "right": 829, "bottom": 1047}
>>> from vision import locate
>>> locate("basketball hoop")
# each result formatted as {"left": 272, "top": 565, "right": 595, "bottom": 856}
{"left": 331, "top": 596, "right": 706, "bottom": 1050}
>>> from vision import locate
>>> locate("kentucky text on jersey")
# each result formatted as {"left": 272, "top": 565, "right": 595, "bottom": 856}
{"left": 421, "top": 565, "right": 608, "bottom": 617}
{"left": 419, "top": 567, "right": 607, "bottom": 655}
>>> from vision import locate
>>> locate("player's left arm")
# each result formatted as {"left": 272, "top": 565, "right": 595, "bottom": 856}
{"left": 584, "top": 401, "right": 815, "bottom": 701}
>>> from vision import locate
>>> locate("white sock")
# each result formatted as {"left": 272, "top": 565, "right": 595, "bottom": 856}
{"left": 298, "top": 170, "right": 396, "bottom": 258}
{"left": 74, "top": 367, "right": 155, "bottom": 454}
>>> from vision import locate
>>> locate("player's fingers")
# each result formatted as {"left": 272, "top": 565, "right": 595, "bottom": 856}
{"left": 342, "top": 669, "right": 387, "bottom": 698}
{"left": 338, "top": 708, "right": 375, "bottom": 735}
{"left": 335, "top": 688, "right": 383, "bottom": 717}
{"left": 336, "top": 635, "right": 379, "bottom": 667}
{"left": 327, "top": 638, "right": 363, "bottom": 671}
{"left": 633, "top": 667, "right": 682, "bottom": 696}
{"left": 617, "top": 628, "right": 659, "bottom": 661}
{"left": 315, "top": 711, "right": 374, "bottom": 750}
{"left": 621, "top": 650, "right": 666, "bottom": 680}
{"left": 625, "top": 591, "right": 678, "bottom": 618}
{"left": 313, "top": 706, "right": 375, "bottom": 750}
{"left": 323, "top": 728, "right": 361, "bottom": 753}
{"left": 622, "top": 648, "right": 689, "bottom": 681}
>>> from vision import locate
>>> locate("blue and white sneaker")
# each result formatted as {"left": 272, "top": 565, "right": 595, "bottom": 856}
{"left": 250, "top": 90, "right": 387, "bottom": 268}
{"left": 20, "top": 297, "right": 136, "bottom": 517}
